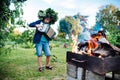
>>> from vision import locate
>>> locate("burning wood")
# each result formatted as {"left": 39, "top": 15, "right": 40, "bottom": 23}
{"left": 78, "top": 42, "right": 120, "bottom": 58}
{"left": 77, "top": 32, "right": 120, "bottom": 58}
{"left": 68, "top": 31, "right": 120, "bottom": 80}
{"left": 70, "top": 29, "right": 120, "bottom": 58}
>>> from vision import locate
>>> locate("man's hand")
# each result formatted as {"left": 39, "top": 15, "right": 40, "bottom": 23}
{"left": 36, "top": 24, "right": 43, "bottom": 30}
{"left": 36, "top": 24, "right": 43, "bottom": 28}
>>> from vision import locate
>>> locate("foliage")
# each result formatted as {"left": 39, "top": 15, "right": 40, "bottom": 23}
{"left": 0, "top": 0, "right": 11, "bottom": 47}
{"left": 106, "top": 24, "right": 120, "bottom": 47}
{"left": 8, "top": 29, "right": 35, "bottom": 48}
{"left": 59, "top": 16, "right": 81, "bottom": 38}
{"left": 0, "top": 0, "right": 27, "bottom": 48}
{"left": 97, "top": 4, "right": 120, "bottom": 47}
{"left": 21, "top": 30, "right": 34, "bottom": 43}
{"left": 59, "top": 19, "right": 72, "bottom": 34}
{"left": 57, "top": 32, "right": 66, "bottom": 39}
{"left": 20, "top": 41, "right": 34, "bottom": 48}
{"left": 38, "top": 8, "right": 58, "bottom": 25}
{"left": 0, "top": 47, "right": 12, "bottom": 55}
{"left": 8, "top": 31, "right": 21, "bottom": 45}
{"left": 99, "top": 4, "right": 119, "bottom": 27}
{"left": 20, "top": 30, "right": 35, "bottom": 48}
{"left": 114, "top": 10, "right": 120, "bottom": 20}
{"left": 65, "top": 16, "right": 81, "bottom": 36}
{"left": 51, "top": 55, "right": 58, "bottom": 62}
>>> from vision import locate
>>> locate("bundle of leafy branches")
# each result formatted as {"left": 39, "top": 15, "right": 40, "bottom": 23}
{"left": 38, "top": 8, "right": 58, "bottom": 25}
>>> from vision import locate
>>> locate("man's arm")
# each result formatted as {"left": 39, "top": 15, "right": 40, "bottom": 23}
{"left": 29, "top": 20, "right": 41, "bottom": 27}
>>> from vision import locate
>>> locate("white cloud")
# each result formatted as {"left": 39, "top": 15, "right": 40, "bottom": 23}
{"left": 23, "top": 0, "right": 120, "bottom": 28}
{"left": 76, "top": 4, "right": 100, "bottom": 28}
{"left": 83, "top": 7, "right": 99, "bottom": 28}
{"left": 60, "top": 0, "right": 76, "bottom": 9}
{"left": 43, "top": 0, "right": 56, "bottom": 4}
{"left": 87, "top": 16, "right": 96, "bottom": 28}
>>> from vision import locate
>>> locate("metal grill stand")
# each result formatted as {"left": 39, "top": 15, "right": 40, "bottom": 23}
{"left": 66, "top": 51, "right": 120, "bottom": 80}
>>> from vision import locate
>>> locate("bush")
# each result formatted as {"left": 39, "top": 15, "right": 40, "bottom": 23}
{"left": 106, "top": 24, "right": 120, "bottom": 47}
{"left": 20, "top": 42, "right": 34, "bottom": 48}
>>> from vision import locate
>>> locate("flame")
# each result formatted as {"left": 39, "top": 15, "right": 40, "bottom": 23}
{"left": 71, "top": 34, "right": 78, "bottom": 53}
{"left": 72, "top": 31, "right": 111, "bottom": 58}
{"left": 71, "top": 32, "right": 105, "bottom": 58}
{"left": 87, "top": 39, "right": 99, "bottom": 56}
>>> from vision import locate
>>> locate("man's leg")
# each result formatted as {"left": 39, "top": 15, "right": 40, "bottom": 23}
{"left": 45, "top": 56, "right": 52, "bottom": 69}
{"left": 43, "top": 42, "right": 52, "bottom": 70}
{"left": 46, "top": 56, "right": 50, "bottom": 66}
{"left": 37, "top": 56, "right": 44, "bottom": 72}
{"left": 35, "top": 42, "right": 44, "bottom": 71}
{"left": 37, "top": 56, "right": 42, "bottom": 68}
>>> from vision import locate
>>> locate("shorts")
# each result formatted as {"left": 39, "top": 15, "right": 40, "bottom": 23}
{"left": 35, "top": 41, "right": 51, "bottom": 56}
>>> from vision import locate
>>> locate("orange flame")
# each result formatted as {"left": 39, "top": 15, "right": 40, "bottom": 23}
{"left": 87, "top": 39, "right": 99, "bottom": 56}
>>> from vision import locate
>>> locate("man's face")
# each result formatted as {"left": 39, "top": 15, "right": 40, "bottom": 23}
{"left": 44, "top": 18, "right": 50, "bottom": 24}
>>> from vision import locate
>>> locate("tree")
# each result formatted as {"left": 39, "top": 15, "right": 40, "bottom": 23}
{"left": 99, "top": 4, "right": 119, "bottom": 27}
{"left": 97, "top": 4, "right": 120, "bottom": 47}
{"left": 0, "top": 0, "right": 27, "bottom": 54}
{"left": 0, "top": 0, "right": 11, "bottom": 47}
{"left": 59, "top": 19, "right": 72, "bottom": 35}
{"left": 115, "top": 10, "right": 120, "bottom": 19}
{"left": 59, "top": 16, "right": 81, "bottom": 39}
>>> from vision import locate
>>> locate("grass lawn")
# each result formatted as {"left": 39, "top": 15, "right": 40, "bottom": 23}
{"left": 0, "top": 46, "right": 71, "bottom": 80}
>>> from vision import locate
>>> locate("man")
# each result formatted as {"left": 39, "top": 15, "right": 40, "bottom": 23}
{"left": 29, "top": 16, "right": 53, "bottom": 72}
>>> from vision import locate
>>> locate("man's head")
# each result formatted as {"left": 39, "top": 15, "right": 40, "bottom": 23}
{"left": 43, "top": 17, "right": 51, "bottom": 24}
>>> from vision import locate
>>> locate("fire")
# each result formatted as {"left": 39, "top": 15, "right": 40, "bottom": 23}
{"left": 74, "top": 30, "right": 120, "bottom": 58}
{"left": 77, "top": 32, "right": 106, "bottom": 57}
{"left": 87, "top": 37, "right": 99, "bottom": 56}
{"left": 71, "top": 34, "right": 83, "bottom": 54}
{"left": 71, "top": 34, "right": 78, "bottom": 53}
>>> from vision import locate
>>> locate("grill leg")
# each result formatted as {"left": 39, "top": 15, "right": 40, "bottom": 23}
{"left": 82, "top": 68, "right": 86, "bottom": 80}
{"left": 112, "top": 72, "right": 115, "bottom": 80}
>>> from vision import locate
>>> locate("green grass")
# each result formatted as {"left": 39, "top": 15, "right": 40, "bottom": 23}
{"left": 0, "top": 46, "right": 71, "bottom": 80}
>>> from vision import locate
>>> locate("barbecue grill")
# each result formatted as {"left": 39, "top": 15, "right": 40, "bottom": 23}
{"left": 67, "top": 51, "right": 120, "bottom": 75}
{"left": 66, "top": 51, "right": 120, "bottom": 80}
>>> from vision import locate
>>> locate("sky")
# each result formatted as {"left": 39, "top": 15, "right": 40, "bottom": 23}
{"left": 22, "top": 0, "right": 120, "bottom": 29}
